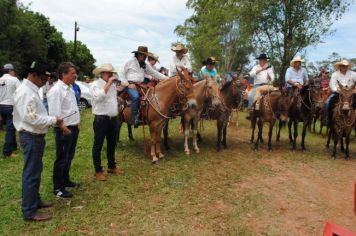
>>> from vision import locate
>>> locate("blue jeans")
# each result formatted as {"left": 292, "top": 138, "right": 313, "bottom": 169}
{"left": 125, "top": 87, "right": 140, "bottom": 122}
{"left": 53, "top": 126, "right": 79, "bottom": 190}
{"left": 0, "top": 105, "right": 17, "bottom": 156}
{"left": 248, "top": 85, "right": 263, "bottom": 109}
{"left": 324, "top": 92, "right": 337, "bottom": 115}
{"left": 20, "top": 131, "right": 46, "bottom": 219}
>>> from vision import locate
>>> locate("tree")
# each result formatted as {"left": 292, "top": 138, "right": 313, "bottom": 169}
{"left": 65, "top": 41, "right": 96, "bottom": 79}
{"left": 245, "top": 0, "right": 350, "bottom": 84}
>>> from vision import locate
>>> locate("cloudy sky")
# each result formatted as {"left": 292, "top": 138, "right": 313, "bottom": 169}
{"left": 21, "top": 0, "right": 356, "bottom": 69}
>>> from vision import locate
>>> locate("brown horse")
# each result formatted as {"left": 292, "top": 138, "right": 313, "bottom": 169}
{"left": 118, "top": 69, "right": 195, "bottom": 163}
{"left": 288, "top": 82, "right": 323, "bottom": 151}
{"left": 327, "top": 82, "right": 355, "bottom": 160}
{"left": 251, "top": 90, "right": 291, "bottom": 151}
{"left": 181, "top": 77, "right": 222, "bottom": 155}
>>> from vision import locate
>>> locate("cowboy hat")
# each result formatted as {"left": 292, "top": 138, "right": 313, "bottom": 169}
{"left": 147, "top": 52, "right": 159, "bottom": 62}
{"left": 171, "top": 44, "right": 188, "bottom": 54}
{"left": 256, "top": 53, "right": 270, "bottom": 60}
{"left": 290, "top": 56, "right": 304, "bottom": 66}
{"left": 28, "top": 61, "right": 50, "bottom": 76}
{"left": 209, "top": 56, "right": 218, "bottom": 63}
{"left": 92, "top": 63, "right": 117, "bottom": 76}
{"left": 206, "top": 58, "right": 216, "bottom": 65}
{"left": 334, "top": 59, "right": 353, "bottom": 70}
{"left": 131, "top": 46, "right": 150, "bottom": 56}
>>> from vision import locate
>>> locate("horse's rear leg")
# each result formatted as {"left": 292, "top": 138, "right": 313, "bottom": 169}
{"left": 216, "top": 119, "right": 223, "bottom": 152}
{"left": 117, "top": 119, "right": 123, "bottom": 143}
{"left": 292, "top": 121, "right": 298, "bottom": 151}
{"left": 149, "top": 125, "right": 158, "bottom": 163}
{"left": 276, "top": 120, "right": 282, "bottom": 142}
{"left": 345, "top": 132, "right": 351, "bottom": 160}
{"left": 254, "top": 119, "right": 263, "bottom": 151}
{"left": 326, "top": 127, "right": 332, "bottom": 148}
{"left": 128, "top": 124, "right": 134, "bottom": 141}
{"left": 183, "top": 117, "right": 191, "bottom": 155}
{"left": 192, "top": 118, "right": 200, "bottom": 153}
{"left": 250, "top": 114, "right": 256, "bottom": 143}
{"left": 163, "top": 119, "right": 170, "bottom": 150}
{"left": 222, "top": 122, "right": 228, "bottom": 149}
{"left": 288, "top": 120, "right": 293, "bottom": 144}
{"left": 268, "top": 121, "right": 275, "bottom": 151}
{"left": 301, "top": 121, "right": 309, "bottom": 151}
{"left": 332, "top": 133, "right": 339, "bottom": 160}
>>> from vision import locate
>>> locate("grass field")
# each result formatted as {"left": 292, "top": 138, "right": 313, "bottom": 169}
{"left": 0, "top": 109, "right": 356, "bottom": 235}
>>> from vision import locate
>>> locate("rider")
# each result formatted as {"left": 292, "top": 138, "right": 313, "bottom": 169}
{"left": 169, "top": 44, "right": 192, "bottom": 77}
{"left": 285, "top": 56, "right": 309, "bottom": 95}
{"left": 118, "top": 46, "right": 168, "bottom": 128}
{"left": 247, "top": 53, "right": 275, "bottom": 119}
{"left": 325, "top": 59, "right": 356, "bottom": 124}
{"left": 198, "top": 57, "right": 218, "bottom": 81}
{"left": 144, "top": 52, "right": 160, "bottom": 84}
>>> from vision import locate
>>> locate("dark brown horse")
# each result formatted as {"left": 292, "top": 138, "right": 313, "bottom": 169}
{"left": 251, "top": 90, "right": 291, "bottom": 151}
{"left": 327, "top": 82, "right": 355, "bottom": 159}
{"left": 118, "top": 69, "right": 195, "bottom": 163}
{"left": 288, "top": 82, "right": 323, "bottom": 151}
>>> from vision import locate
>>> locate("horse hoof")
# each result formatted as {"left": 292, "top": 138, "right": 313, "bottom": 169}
{"left": 345, "top": 156, "right": 350, "bottom": 160}
{"left": 129, "top": 137, "right": 135, "bottom": 141}
{"left": 325, "top": 145, "right": 329, "bottom": 149}
{"left": 268, "top": 148, "right": 272, "bottom": 152}
{"left": 158, "top": 153, "right": 164, "bottom": 159}
{"left": 302, "top": 148, "right": 307, "bottom": 152}
{"left": 152, "top": 156, "right": 159, "bottom": 164}
{"left": 194, "top": 148, "right": 200, "bottom": 153}
{"left": 185, "top": 150, "right": 190, "bottom": 155}
{"left": 331, "top": 156, "right": 336, "bottom": 160}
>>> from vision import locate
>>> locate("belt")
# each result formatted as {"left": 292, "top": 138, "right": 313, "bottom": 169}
{"left": 254, "top": 83, "right": 268, "bottom": 87}
{"left": 20, "top": 130, "right": 45, "bottom": 137}
{"left": 0, "top": 104, "right": 13, "bottom": 107}
{"left": 95, "top": 115, "right": 117, "bottom": 120}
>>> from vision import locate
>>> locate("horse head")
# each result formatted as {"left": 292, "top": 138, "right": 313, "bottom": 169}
{"left": 203, "top": 75, "right": 221, "bottom": 109}
{"left": 277, "top": 91, "right": 292, "bottom": 122}
{"left": 337, "top": 81, "right": 355, "bottom": 111}
{"left": 176, "top": 67, "right": 196, "bottom": 108}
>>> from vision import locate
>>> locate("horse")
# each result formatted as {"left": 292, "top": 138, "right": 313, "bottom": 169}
{"left": 118, "top": 69, "right": 196, "bottom": 163}
{"left": 180, "top": 76, "right": 222, "bottom": 155}
{"left": 327, "top": 82, "right": 355, "bottom": 160}
{"left": 251, "top": 90, "right": 291, "bottom": 151}
{"left": 288, "top": 81, "right": 324, "bottom": 151}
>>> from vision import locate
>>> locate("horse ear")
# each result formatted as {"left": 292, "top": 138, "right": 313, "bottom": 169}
{"left": 337, "top": 80, "right": 344, "bottom": 90}
{"left": 176, "top": 66, "right": 184, "bottom": 78}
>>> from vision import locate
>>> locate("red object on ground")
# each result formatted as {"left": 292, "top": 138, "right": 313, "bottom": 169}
{"left": 323, "top": 222, "right": 356, "bottom": 236}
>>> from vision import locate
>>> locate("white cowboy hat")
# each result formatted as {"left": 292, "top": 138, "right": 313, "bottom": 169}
{"left": 147, "top": 52, "right": 159, "bottom": 62}
{"left": 334, "top": 59, "right": 353, "bottom": 70}
{"left": 92, "top": 63, "right": 116, "bottom": 76}
{"left": 171, "top": 44, "right": 188, "bottom": 54}
{"left": 290, "top": 56, "right": 304, "bottom": 66}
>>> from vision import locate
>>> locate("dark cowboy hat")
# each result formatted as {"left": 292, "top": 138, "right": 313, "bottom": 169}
{"left": 206, "top": 58, "right": 216, "bottom": 65}
{"left": 131, "top": 46, "right": 150, "bottom": 56}
{"left": 28, "top": 61, "right": 50, "bottom": 76}
{"left": 256, "top": 53, "right": 270, "bottom": 60}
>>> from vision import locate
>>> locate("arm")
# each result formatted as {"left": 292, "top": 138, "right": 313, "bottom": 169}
{"left": 47, "top": 87, "right": 63, "bottom": 118}
{"left": 118, "top": 61, "right": 129, "bottom": 86}
{"left": 169, "top": 62, "right": 176, "bottom": 77}
{"left": 285, "top": 69, "right": 295, "bottom": 86}
{"left": 329, "top": 73, "right": 337, "bottom": 92}
{"left": 249, "top": 66, "right": 257, "bottom": 77}
{"left": 184, "top": 57, "right": 193, "bottom": 73}
{"left": 145, "top": 64, "right": 167, "bottom": 80}
{"left": 267, "top": 67, "right": 275, "bottom": 82}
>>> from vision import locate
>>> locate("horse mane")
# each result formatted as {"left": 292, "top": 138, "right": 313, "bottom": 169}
{"left": 220, "top": 81, "right": 232, "bottom": 92}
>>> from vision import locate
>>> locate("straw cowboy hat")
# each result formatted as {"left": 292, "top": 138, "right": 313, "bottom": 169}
{"left": 131, "top": 46, "right": 150, "bottom": 56}
{"left": 92, "top": 63, "right": 117, "bottom": 76}
{"left": 171, "top": 44, "right": 188, "bottom": 54}
{"left": 147, "top": 52, "right": 159, "bottom": 62}
{"left": 334, "top": 59, "right": 353, "bottom": 70}
{"left": 209, "top": 56, "right": 218, "bottom": 63}
{"left": 290, "top": 56, "right": 304, "bottom": 66}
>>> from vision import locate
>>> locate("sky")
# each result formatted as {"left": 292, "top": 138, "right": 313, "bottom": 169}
{"left": 20, "top": 0, "right": 356, "bottom": 69}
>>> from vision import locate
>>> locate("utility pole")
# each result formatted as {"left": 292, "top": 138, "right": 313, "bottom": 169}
{"left": 73, "top": 21, "right": 80, "bottom": 65}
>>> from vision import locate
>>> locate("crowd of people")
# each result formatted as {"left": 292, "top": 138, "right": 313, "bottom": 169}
{"left": 0, "top": 43, "right": 355, "bottom": 222}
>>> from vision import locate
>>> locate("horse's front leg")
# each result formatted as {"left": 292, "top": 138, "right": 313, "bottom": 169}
{"left": 276, "top": 120, "right": 281, "bottom": 142}
{"left": 216, "top": 119, "right": 223, "bottom": 152}
{"left": 301, "top": 120, "right": 309, "bottom": 151}
{"left": 326, "top": 127, "right": 332, "bottom": 148}
{"left": 332, "top": 131, "right": 339, "bottom": 160}
{"left": 163, "top": 119, "right": 170, "bottom": 150}
{"left": 222, "top": 120, "right": 228, "bottom": 149}
{"left": 149, "top": 124, "right": 158, "bottom": 163}
{"left": 250, "top": 115, "right": 256, "bottom": 143}
{"left": 254, "top": 118, "right": 263, "bottom": 151}
{"left": 288, "top": 120, "right": 293, "bottom": 144}
{"left": 292, "top": 121, "right": 298, "bottom": 151}
{"left": 345, "top": 131, "right": 351, "bottom": 160}
{"left": 183, "top": 115, "right": 191, "bottom": 155}
{"left": 268, "top": 120, "right": 275, "bottom": 151}
{"left": 128, "top": 124, "right": 134, "bottom": 141}
{"left": 192, "top": 117, "right": 200, "bottom": 153}
{"left": 117, "top": 118, "right": 123, "bottom": 143}
{"left": 155, "top": 122, "right": 165, "bottom": 159}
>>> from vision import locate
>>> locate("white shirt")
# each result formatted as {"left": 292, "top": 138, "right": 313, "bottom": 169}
{"left": 144, "top": 64, "right": 159, "bottom": 80}
{"left": 119, "top": 57, "right": 166, "bottom": 86}
{"left": 90, "top": 78, "right": 118, "bottom": 117}
{"left": 42, "top": 81, "right": 56, "bottom": 99}
{"left": 47, "top": 79, "right": 80, "bottom": 126}
{"left": 285, "top": 67, "right": 309, "bottom": 87}
{"left": 13, "top": 79, "right": 56, "bottom": 134}
{"left": 169, "top": 55, "right": 193, "bottom": 77}
{"left": 329, "top": 70, "right": 356, "bottom": 93}
{"left": 249, "top": 65, "right": 275, "bottom": 85}
{"left": 0, "top": 73, "right": 21, "bottom": 105}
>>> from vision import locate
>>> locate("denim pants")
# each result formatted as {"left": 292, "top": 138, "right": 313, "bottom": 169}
{"left": 53, "top": 126, "right": 79, "bottom": 190}
{"left": 324, "top": 92, "right": 338, "bottom": 116}
{"left": 0, "top": 105, "right": 17, "bottom": 156}
{"left": 248, "top": 85, "right": 263, "bottom": 109}
{"left": 125, "top": 87, "right": 140, "bottom": 122}
{"left": 20, "top": 131, "right": 45, "bottom": 219}
{"left": 92, "top": 115, "right": 118, "bottom": 173}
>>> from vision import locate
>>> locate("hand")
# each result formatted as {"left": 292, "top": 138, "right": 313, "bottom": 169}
{"left": 55, "top": 117, "right": 71, "bottom": 135}
{"left": 128, "top": 84, "right": 136, "bottom": 89}
{"left": 108, "top": 76, "right": 117, "bottom": 84}
{"left": 117, "top": 84, "right": 125, "bottom": 92}
{"left": 55, "top": 117, "right": 64, "bottom": 126}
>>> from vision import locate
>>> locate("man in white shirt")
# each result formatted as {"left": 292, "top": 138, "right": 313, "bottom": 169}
{"left": 48, "top": 62, "right": 81, "bottom": 198}
{"left": 285, "top": 56, "right": 309, "bottom": 95}
{"left": 169, "top": 44, "right": 192, "bottom": 77}
{"left": 325, "top": 59, "right": 356, "bottom": 123}
{"left": 90, "top": 63, "right": 123, "bottom": 181}
{"left": 118, "top": 46, "right": 168, "bottom": 127}
{"left": 0, "top": 63, "right": 21, "bottom": 157}
{"left": 144, "top": 52, "right": 160, "bottom": 83}
{"left": 13, "top": 61, "right": 66, "bottom": 221}
{"left": 42, "top": 72, "right": 57, "bottom": 111}
{"left": 247, "top": 54, "right": 275, "bottom": 118}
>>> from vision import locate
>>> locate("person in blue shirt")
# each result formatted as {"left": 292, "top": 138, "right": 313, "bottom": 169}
{"left": 72, "top": 82, "right": 81, "bottom": 106}
{"left": 285, "top": 56, "right": 309, "bottom": 95}
{"left": 198, "top": 57, "right": 218, "bottom": 81}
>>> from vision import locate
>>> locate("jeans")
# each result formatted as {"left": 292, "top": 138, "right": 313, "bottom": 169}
{"left": 92, "top": 115, "right": 118, "bottom": 173}
{"left": 20, "top": 131, "right": 45, "bottom": 219}
{"left": 0, "top": 105, "right": 17, "bottom": 156}
{"left": 125, "top": 87, "right": 140, "bottom": 122}
{"left": 248, "top": 84, "right": 263, "bottom": 109}
{"left": 53, "top": 126, "right": 79, "bottom": 190}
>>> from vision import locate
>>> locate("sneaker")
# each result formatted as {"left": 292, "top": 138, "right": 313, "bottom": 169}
{"left": 95, "top": 172, "right": 107, "bottom": 181}
{"left": 107, "top": 167, "right": 124, "bottom": 175}
{"left": 64, "top": 181, "right": 80, "bottom": 188}
{"left": 53, "top": 189, "right": 73, "bottom": 198}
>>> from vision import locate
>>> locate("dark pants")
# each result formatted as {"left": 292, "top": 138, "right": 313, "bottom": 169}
{"left": 0, "top": 105, "right": 17, "bottom": 156}
{"left": 92, "top": 115, "right": 118, "bottom": 173}
{"left": 53, "top": 126, "right": 79, "bottom": 190}
{"left": 20, "top": 131, "right": 45, "bottom": 219}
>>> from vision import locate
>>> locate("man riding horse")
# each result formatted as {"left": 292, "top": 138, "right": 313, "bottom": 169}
{"left": 285, "top": 56, "right": 309, "bottom": 95}
{"left": 118, "top": 46, "right": 168, "bottom": 127}
{"left": 169, "top": 44, "right": 192, "bottom": 77}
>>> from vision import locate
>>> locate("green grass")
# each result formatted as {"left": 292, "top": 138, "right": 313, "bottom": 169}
{"left": 0, "top": 110, "right": 355, "bottom": 235}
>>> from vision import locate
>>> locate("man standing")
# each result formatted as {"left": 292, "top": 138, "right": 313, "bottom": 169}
{"left": 48, "top": 62, "right": 80, "bottom": 198}
{"left": 13, "top": 61, "right": 66, "bottom": 221}
{"left": 118, "top": 46, "right": 168, "bottom": 127}
{"left": 0, "top": 63, "right": 21, "bottom": 157}
{"left": 169, "top": 44, "right": 192, "bottom": 77}
{"left": 90, "top": 63, "right": 123, "bottom": 181}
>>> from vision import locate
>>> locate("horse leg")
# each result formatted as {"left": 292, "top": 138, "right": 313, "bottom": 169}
{"left": 255, "top": 118, "right": 263, "bottom": 151}
{"left": 163, "top": 119, "right": 170, "bottom": 150}
{"left": 326, "top": 127, "right": 332, "bottom": 149}
{"left": 313, "top": 116, "right": 317, "bottom": 133}
{"left": 332, "top": 132, "right": 338, "bottom": 160}
{"left": 222, "top": 121, "right": 228, "bottom": 149}
{"left": 340, "top": 135, "right": 345, "bottom": 153}
{"left": 216, "top": 119, "right": 223, "bottom": 152}
{"left": 345, "top": 132, "right": 351, "bottom": 160}
{"left": 192, "top": 118, "right": 200, "bottom": 153}
{"left": 155, "top": 124, "right": 165, "bottom": 159}
{"left": 149, "top": 124, "right": 158, "bottom": 163}
{"left": 117, "top": 119, "right": 123, "bottom": 143}
{"left": 301, "top": 120, "right": 309, "bottom": 151}
{"left": 250, "top": 114, "right": 256, "bottom": 143}
{"left": 128, "top": 124, "right": 134, "bottom": 141}
{"left": 288, "top": 120, "right": 293, "bottom": 144}
{"left": 183, "top": 115, "right": 191, "bottom": 155}
{"left": 276, "top": 120, "right": 281, "bottom": 142}
{"left": 292, "top": 121, "right": 298, "bottom": 151}
{"left": 268, "top": 121, "right": 274, "bottom": 151}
